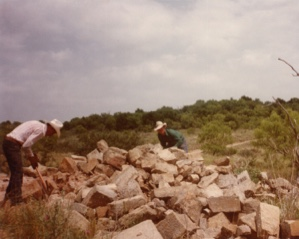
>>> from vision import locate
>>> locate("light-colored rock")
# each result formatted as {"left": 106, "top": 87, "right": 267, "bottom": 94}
{"left": 82, "top": 184, "right": 118, "bottom": 208}
{"left": 239, "top": 212, "right": 256, "bottom": 232}
{"left": 208, "top": 212, "right": 230, "bottom": 229}
{"left": 158, "top": 149, "right": 177, "bottom": 163}
{"left": 68, "top": 210, "right": 90, "bottom": 232}
{"left": 107, "top": 195, "right": 147, "bottom": 218}
{"left": 214, "top": 156, "right": 230, "bottom": 166}
{"left": 242, "top": 198, "right": 260, "bottom": 213}
{"left": 168, "top": 192, "right": 203, "bottom": 224}
{"left": 96, "top": 139, "right": 109, "bottom": 152}
{"left": 156, "top": 211, "right": 198, "bottom": 239}
{"left": 208, "top": 196, "right": 241, "bottom": 213}
{"left": 59, "top": 157, "right": 78, "bottom": 174}
{"left": 118, "top": 205, "right": 158, "bottom": 228}
{"left": 87, "top": 149, "right": 103, "bottom": 163}
{"left": 103, "top": 147, "right": 127, "bottom": 170}
{"left": 112, "top": 220, "right": 163, "bottom": 239}
{"left": 77, "top": 158, "right": 98, "bottom": 174}
{"left": 256, "top": 202, "right": 280, "bottom": 238}
{"left": 200, "top": 183, "right": 223, "bottom": 198}
{"left": 237, "top": 224, "right": 252, "bottom": 236}
{"left": 281, "top": 220, "right": 299, "bottom": 238}
{"left": 216, "top": 173, "right": 238, "bottom": 189}
{"left": 152, "top": 173, "right": 175, "bottom": 185}
{"left": 237, "top": 170, "right": 256, "bottom": 195}
{"left": 111, "top": 165, "right": 142, "bottom": 199}
{"left": 152, "top": 162, "right": 178, "bottom": 175}
{"left": 198, "top": 172, "right": 219, "bottom": 188}
{"left": 127, "top": 147, "right": 143, "bottom": 164}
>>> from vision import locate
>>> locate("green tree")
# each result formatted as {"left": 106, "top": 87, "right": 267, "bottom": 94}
{"left": 198, "top": 120, "right": 233, "bottom": 155}
{"left": 254, "top": 111, "right": 292, "bottom": 157}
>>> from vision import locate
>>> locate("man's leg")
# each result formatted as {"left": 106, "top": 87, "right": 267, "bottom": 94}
{"left": 2, "top": 140, "right": 23, "bottom": 205}
{"left": 180, "top": 139, "right": 188, "bottom": 153}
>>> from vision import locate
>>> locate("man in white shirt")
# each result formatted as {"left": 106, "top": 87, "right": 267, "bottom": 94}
{"left": 1, "top": 119, "right": 63, "bottom": 206}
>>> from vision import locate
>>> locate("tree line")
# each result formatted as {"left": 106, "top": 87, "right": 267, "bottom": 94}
{"left": 1, "top": 95, "right": 299, "bottom": 157}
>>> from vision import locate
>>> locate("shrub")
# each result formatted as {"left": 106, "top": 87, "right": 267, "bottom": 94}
{"left": 198, "top": 120, "right": 233, "bottom": 155}
{"left": 0, "top": 200, "right": 94, "bottom": 239}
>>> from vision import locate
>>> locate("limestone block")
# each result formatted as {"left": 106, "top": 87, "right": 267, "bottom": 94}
{"left": 280, "top": 220, "right": 299, "bottom": 239}
{"left": 152, "top": 162, "right": 178, "bottom": 176}
{"left": 214, "top": 156, "right": 230, "bottom": 166}
{"left": 169, "top": 193, "right": 204, "bottom": 224}
{"left": 103, "top": 147, "right": 127, "bottom": 170}
{"left": 198, "top": 172, "right": 219, "bottom": 188}
{"left": 152, "top": 173, "right": 175, "bottom": 185}
{"left": 200, "top": 183, "right": 223, "bottom": 198}
{"left": 118, "top": 205, "right": 158, "bottom": 228}
{"left": 156, "top": 211, "right": 198, "bottom": 239}
{"left": 237, "top": 170, "right": 256, "bottom": 194}
{"left": 127, "top": 147, "right": 143, "bottom": 164}
{"left": 77, "top": 158, "right": 98, "bottom": 174}
{"left": 158, "top": 149, "right": 177, "bottom": 163}
{"left": 96, "top": 139, "right": 109, "bottom": 152}
{"left": 112, "top": 220, "right": 163, "bottom": 239}
{"left": 87, "top": 149, "right": 103, "bottom": 162}
{"left": 68, "top": 210, "right": 90, "bottom": 233}
{"left": 237, "top": 224, "right": 252, "bottom": 236}
{"left": 242, "top": 198, "right": 260, "bottom": 213}
{"left": 256, "top": 202, "right": 280, "bottom": 238}
{"left": 208, "top": 196, "right": 241, "bottom": 213}
{"left": 208, "top": 212, "right": 230, "bottom": 229}
{"left": 82, "top": 184, "right": 118, "bottom": 208}
{"left": 107, "top": 195, "right": 147, "bottom": 218}
{"left": 239, "top": 212, "right": 256, "bottom": 232}
{"left": 59, "top": 157, "right": 78, "bottom": 173}
{"left": 216, "top": 173, "right": 238, "bottom": 189}
{"left": 111, "top": 165, "right": 142, "bottom": 199}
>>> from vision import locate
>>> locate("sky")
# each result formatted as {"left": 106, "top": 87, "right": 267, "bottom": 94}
{"left": 1, "top": 0, "right": 299, "bottom": 123}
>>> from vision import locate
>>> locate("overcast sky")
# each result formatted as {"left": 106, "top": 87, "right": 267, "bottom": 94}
{"left": 1, "top": 0, "right": 299, "bottom": 123}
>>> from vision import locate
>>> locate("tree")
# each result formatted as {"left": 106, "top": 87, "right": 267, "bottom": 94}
{"left": 198, "top": 120, "right": 233, "bottom": 155}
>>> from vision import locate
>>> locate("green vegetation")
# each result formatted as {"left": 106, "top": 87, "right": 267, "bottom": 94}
{"left": 0, "top": 200, "right": 96, "bottom": 239}
{"left": 1, "top": 96, "right": 299, "bottom": 180}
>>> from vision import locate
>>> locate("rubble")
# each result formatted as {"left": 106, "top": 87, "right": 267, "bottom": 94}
{"left": 0, "top": 141, "right": 298, "bottom": 239}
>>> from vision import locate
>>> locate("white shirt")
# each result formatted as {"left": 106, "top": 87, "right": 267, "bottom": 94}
{"left": 7, "top": 120, "right": 46, "bottom": 157}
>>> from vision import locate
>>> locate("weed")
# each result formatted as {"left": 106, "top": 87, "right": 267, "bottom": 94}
{"left": 0, "top": 199, "right": 94, "bottom": 239}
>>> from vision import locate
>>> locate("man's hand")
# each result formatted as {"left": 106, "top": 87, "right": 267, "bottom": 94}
{"left": 27, "top": 154, "right": 39, "bottom": 169}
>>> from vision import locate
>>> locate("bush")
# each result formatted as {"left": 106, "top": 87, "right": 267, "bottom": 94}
{"left": 0, "top": 200, "right": 94, "bottom": 239}
{"left": 198, "top": 120, "right": 233, "bottom": 155}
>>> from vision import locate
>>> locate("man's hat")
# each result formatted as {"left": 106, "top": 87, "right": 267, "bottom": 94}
{"left": 47, "top": 119, "right": 63, "bottom": 137}
{"left": 154, "top": 121, "right": 167, "bottom": 131}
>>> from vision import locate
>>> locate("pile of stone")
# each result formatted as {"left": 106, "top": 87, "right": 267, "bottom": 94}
{"left": 1, "top": 139, "right": 299, "bottom": 239}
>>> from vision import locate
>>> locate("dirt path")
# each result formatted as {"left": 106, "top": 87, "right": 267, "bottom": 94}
{"left": 226, "top": 140, "right": 256, "bottom": 148}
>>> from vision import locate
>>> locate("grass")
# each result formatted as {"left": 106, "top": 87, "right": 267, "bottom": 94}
{"left": 0, "top": 199, "right": 96, "bottom": 239}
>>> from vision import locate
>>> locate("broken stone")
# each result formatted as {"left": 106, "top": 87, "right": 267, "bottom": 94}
{"left": 82, "top": 184, "right": 118, "bottom": 208}
{"left": 156, "top": 211, "right": 198, "bottom": 239}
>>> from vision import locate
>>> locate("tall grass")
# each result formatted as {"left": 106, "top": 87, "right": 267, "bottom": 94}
{"left": 0, "top": 199, "right": 95, "bottom": 239}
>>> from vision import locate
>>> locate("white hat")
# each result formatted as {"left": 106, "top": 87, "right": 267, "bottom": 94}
{"left": 48, "top": 119, "right": 63, "bottom": 137}
{"left": 154, "top": 121, "right": 167, "bottom": 131}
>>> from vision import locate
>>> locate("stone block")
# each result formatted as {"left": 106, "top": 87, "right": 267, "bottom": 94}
{"left": 82, "top": 184, "right": 118, "bottom": 208}
{"left": 107, "top": 195, "right": 147, "bottom": 218}
{"left": 156, "top": 211, "right": 198, "bottom": 239}
{"left": 112, "top": 220, "right": 163, "bottom": 239}
{"left": 256, "top": 202, "right": 280, "bottom": 238}
{"left": 208, "top": 196, "right": 241, "bottom": 213}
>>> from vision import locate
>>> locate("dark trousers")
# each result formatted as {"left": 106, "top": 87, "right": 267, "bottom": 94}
{"left": 179, "top": 139, "right": 188, "bottom": 153}
{"left": 2, "top": 139, "right": 23, "bottom": 205}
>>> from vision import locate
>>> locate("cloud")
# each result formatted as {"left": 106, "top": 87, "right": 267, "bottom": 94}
{"left": 1, "top": 0, "right": 299, "bottom": 122}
